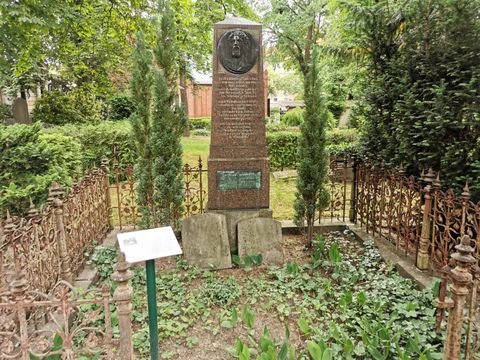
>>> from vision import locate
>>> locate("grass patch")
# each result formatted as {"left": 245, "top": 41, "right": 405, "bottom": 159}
{"left": 182, "top": 136, "right": 210, "bottom": 164}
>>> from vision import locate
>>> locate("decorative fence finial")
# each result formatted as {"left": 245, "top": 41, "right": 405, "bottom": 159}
{"left": 442, "top": 235, "right": 476, "bottom": 360}
{"left": 462, "top": 182, "right": 471, "bottom": 202}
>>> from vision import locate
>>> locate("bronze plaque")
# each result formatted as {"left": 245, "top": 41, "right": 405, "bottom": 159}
{"left": 217, "top": 29, "right": 259, "bottom": 75}
{"left": 217, "top": 170, "right": 261, "bottom": 190}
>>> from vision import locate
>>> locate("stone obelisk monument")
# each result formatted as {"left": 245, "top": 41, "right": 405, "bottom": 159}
{"left": 208, "top": 17, "right": 271, "bottom": 250}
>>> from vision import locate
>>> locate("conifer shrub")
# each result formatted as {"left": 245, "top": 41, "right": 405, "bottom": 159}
{"left": 281, "top": 107, "right": 304, "bottom": 126}
{"left": 0, "top": 123, "right": 82, "bottom": 214}
{"left": 108, "top": 93, "right": 136, "bottom": 120}
{"left": 32, "top": 89, "right": 102, "bottom": 125}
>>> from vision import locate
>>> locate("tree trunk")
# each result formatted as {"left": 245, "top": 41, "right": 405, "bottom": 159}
{"left": 306, "top": 214, "right": 314, "bottom": 248}
{"left": 179, "top": 67, "right": 190, "bottom": 137}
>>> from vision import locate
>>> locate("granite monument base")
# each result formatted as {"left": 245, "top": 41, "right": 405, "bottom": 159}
{"left": 207, "top": 158, "right": 269, "bottom": 210}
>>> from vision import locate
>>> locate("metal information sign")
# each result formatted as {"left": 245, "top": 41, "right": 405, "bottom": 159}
{"left": 117, "top": 227, "right": 182, "bottom": 263}
{"left": 117, "top": 227, "right": 182, "bottom": 360}
{"left": 217, "top": 170, "right": 261, "bottom": 190}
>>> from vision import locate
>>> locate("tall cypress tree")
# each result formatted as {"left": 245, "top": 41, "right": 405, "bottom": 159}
{"left": 294, "top": 47, "right": 329, "bottom": 247}
{"left": 151, "top": 0, "right": 186, "bottom": 228}
{"left": 130, "top": 31, "right": 154, "bottom": 228}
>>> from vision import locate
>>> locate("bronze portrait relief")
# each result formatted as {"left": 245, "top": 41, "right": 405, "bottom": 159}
{"left": 217, "top": 29, "right": 259, "bottom": 75}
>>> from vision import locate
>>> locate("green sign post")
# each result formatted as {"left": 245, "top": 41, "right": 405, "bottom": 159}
{"left": 146, "top": 259, "right": 159, "bottom": 359}
{"left": 117, "top": 227, "right": 183, "bottom": 360}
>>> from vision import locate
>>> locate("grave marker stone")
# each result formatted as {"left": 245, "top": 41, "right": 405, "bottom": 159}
{"left": 181, "top": 213, "right": 232, "bottom": 269}
{"left": 12, "top": 97, "right": 30, "bottom": 124}
{"left": 237, "top": 218, "right": 284, "bottom": 265}
{"left": 208, "top": 17, "right": 269, "bottom": 210}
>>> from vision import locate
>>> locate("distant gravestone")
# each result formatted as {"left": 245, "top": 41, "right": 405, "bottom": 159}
{"left": 12, "top": 97, "right": 30, "bottom": 124}
{"left": 237, "top": 218, "right": 283, "bottom": 265}
{"left": 181, "top": 213, "right": 232, "bottom": 269}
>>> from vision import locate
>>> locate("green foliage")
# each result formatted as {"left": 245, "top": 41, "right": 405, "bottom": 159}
{"left": 200, "top": 275, "right": 241, "bottom": 306}
{"left": 326, "top": 128, "right": 359, "bottom": 145}
{"left": 0, "top": 103, "right": 12, "bottom": 123}
{"left": 232, "top": 254, "right": 263, "bottom": 269}
{"left": 47, "top": 120, "right": 135, "bottom": 170}
{"left": 294, "top": 48, "right": 330, "bottom": 245}
{"left": 151, "top": 1, "right": 185, "bottom": 228}
{"left": 32, "top": 89, "right": 102, "bottom": 125}
{"left": 84, "top": 229, "right": 442, "bottom": 358}
{"left": 31, "top": 91, "right": 78, "bottom": 125}
{"left": 264, "top": 0, "right": 325, "bottom": 76}
{"left": 107, "top": 93, "right": 136, "bottom": 121}
{"left": 130, "top": 31, "right": 155, "bottom": 228}
{"left": 267, "top": 131, "right": 299, "bottom": 171}
{"left": 90, "top": 247, "right": 118, "bottom": 281}
{"left": 267, "top": 129, "right": 360, "bottom": 170}
{"left": 268, "top": 69, "right": 304, "bottom": 99}
{"left": 0, "top": 0, "right": 154, "bottom": 96}
{"left": 0, "top": 123, "right": 82, "bottom": 214}
{"left": 345, "top": 0, "right": 480, "bottom": 200}
{"left": 281, "top": 107, "right": 304, "bottom": 126}
{"left": 189, "top": 117, "right": 211, "bottom": 130}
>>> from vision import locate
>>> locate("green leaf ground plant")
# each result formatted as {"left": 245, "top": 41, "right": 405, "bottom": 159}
{"left": 87, "top": 230, "right": 443, "bottom": 359}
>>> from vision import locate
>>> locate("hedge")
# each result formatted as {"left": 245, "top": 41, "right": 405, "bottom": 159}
{"left": 47, "top": 120, "right": 135, "bottom": 169}
{"left": 0, "top": 123, "right": 83, "bottom": 214}
{"left": 267, "top": 129, "right": 360, "bottom": 170}
{"left": 189, "top": 117, "right": 211, "bottom": 130}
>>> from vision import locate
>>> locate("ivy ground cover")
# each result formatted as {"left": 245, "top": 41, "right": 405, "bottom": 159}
{"left": 93, "top": 231, "right": 443, "bottom": 359}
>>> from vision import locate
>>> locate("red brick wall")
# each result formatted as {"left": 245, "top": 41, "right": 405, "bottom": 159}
{"left": 186, "top": 84, "right": 212, "bottom": 118}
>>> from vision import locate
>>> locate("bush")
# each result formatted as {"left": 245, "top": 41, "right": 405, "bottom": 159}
{"left": 189, "top": 117, "right": 211, "bottom": 130}
{"left": 108, "top": 93, "right": 136, "bottom": 120}
{"left": 0, "top": 123, "right": 83, "bottom": 214}
{"left": 0, "top": 103, "right": 12, "bottom": 124}
{"left": 348, "top": 0, "right": 480, "bottom": 200}
{"left": 281, "top": 107, "right": 304, "bottom": 126}
{"left": 267, "top": 128, "right": 360, "bottom": 170}
{"left": 281, "top": 107, "right": 337, "bottom": 129}
{"left": 267, "top": 131, "right": 300, "bottom": 170}
{"left": 326, "top": 128, "right": 359, "bottom": 145}
{"left": 32, "top": 89, "right": 102, "bottom": 125}
{"left": 47, "top": 120, "right": 135, "bottom": 169}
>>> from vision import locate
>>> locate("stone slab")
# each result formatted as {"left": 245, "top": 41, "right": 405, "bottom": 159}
{"left": 181, "top": 213, "right": 232, "bottom": 269}
{"left": 209, "top": 208, "right": 272, "bottom": 252}
{"left": 12, "top": 97, "right": 30, "bottom": 124}
{"left": 238, "top": 217, "right": 283, "bottom": 265}
{"left": 272, "top": 170, "right": 297, "bottom": 180}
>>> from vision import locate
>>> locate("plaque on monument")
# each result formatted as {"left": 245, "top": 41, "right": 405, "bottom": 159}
{"left": 217, "top": 170, "right": 261, "bottom": 190}
{"left": 208, "top": 17, "right": 269, "bottom": 210}
{"left": 217, "top": 30, "right": 259, "bottom": 75}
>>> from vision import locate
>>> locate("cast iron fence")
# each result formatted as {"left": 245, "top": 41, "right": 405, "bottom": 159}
{"left": 0, "top": 254, "right": 134, "bottom": 360}
{"left": 354, "top": 164, "right": 480, "bottom": 273}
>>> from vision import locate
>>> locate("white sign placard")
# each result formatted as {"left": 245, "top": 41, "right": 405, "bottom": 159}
{"left": 117, "top": 226, "right": 182, "bottom": 263}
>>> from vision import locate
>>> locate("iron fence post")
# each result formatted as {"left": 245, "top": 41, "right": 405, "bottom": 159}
{"left": 417, "top": 168, "right": 434, "bottom": 270}
{"left": 112, "top": 252, "right": 134, "bottom": 360}
{"left": 442, "top": 235, "right": 475, "bottom": 360}
{"left": 101, "top": 157, "right": 113, "bottom": 230}
{"left": 49, "top": 182, "right": 73, "bottom": 283}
